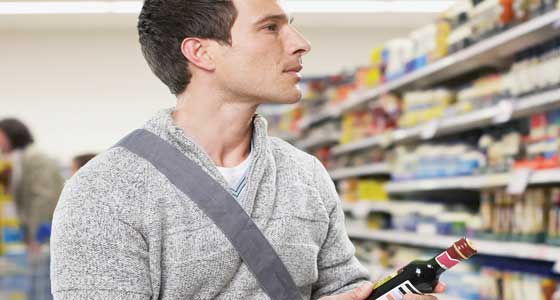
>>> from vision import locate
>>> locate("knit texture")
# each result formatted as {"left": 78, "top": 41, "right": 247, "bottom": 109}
{"left": 50, "top": 108, "right": 369, "bottom": 300}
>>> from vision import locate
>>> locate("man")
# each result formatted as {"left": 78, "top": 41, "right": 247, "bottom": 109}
{"left": 0, "top": 118, "right": 63, "bottom": 245}
{"left": 50, "top": 0, "right": 444, "bottom": 299}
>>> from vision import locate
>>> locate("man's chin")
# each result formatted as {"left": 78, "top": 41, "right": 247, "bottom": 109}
{"left": 265, "top": 92, "right": 301, "bottom": 105}
{"left": 283, "top": 89, "right": 303, "bottom": 103}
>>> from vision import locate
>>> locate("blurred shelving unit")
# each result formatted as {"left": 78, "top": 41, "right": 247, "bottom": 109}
{"left": 384, "top": 168, "right": 560, "bottom": 193}
{"left": 377, "top": 168, "right": 560, "bottom": 198}
{"left": 273, "top": 132, "right": 299, "bottom": 144}
{"left": 302, "top": 9, "right": 560, "bottom": 128}
{"left": 332, "top": 87, "right": 560, "bottom": 156}
{"left": 298, "top": 107, "right": 338, "bottom": 131}
{"left": 295, "top": 132, "right": 341, "bottom": 151}
{"left": 329, "top": 163, "right": 390, "bottom": 181}
{"left": 277, "top": 3, "right": 560, "bottom": 296}
{"left": 346, "top": 223, "right": 560, "bottom": 271}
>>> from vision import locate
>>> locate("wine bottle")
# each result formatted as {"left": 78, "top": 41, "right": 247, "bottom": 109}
{"left": 366, "top": 237, "right": 477, "bottom": 300}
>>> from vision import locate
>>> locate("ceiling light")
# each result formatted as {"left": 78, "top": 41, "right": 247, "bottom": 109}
{"left": 286, "top": 1, "right": 455, "bottom": 13}
{"left": 0, "top": 0, "right": 454, "bottom": 15}
{"left": 0, "top": 1, "right": 141, "bottom": 14}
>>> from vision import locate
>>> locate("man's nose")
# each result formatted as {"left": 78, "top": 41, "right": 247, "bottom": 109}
{"left": 287, "top": 27, "right": 311, "bottom": 56}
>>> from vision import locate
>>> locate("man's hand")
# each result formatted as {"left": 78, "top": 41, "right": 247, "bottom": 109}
{"left": 403, "top": 282, "right": 446, "bottom": 300}
{"left": 318, "top": 282, "right": 446, "bottom": 300}
{"left": 318, "top": 283, "right": 373, "bottom": 300}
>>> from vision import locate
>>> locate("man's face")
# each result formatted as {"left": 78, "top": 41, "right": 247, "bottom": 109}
{"left": 0, "top": 130, "right": 11, "bottom": 154}
{"left": 212, "top": 0, "right": 311, "bottom": 104}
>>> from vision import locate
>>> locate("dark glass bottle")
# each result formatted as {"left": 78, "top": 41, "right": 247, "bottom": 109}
{"left": 366, "top": 238, "right": 477, "bottom": 300}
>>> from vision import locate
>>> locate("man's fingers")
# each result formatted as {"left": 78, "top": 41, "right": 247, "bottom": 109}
{"left": 320, "top": 282, "right": 373, "bottom": 300}
{"left": 402, "top": 282, "right": 445, "bottom": 300}
{"left": 348, "top": 283, "right": 373, "bottom": 299}
{"left": 403, "top": 294, "right": 439, "bottom": 300}
{"left": 341, "top": 283, "right": 373, "bottom": 300}
{"left": 433, "top": 282, "right": 446, "bottom": 293}
{"left": 320, "top": 281, "right": 443, "bottom": 300}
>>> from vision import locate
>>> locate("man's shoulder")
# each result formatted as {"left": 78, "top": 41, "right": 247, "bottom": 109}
{"left": 59, "top": 147, "right": 153, "bottom": 209}
{"left": 267, "top": 136, "right": 323, "bottom": 185}
{"left": 75, "top": 146, "right": 150, "bottom": 180}
{"left": 268, "top": 136, "right": 317, "bottom": 166}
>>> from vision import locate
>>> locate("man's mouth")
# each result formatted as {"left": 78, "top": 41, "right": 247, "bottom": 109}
{"left": 284, "top": 65, "right": 303, "bottom": 73}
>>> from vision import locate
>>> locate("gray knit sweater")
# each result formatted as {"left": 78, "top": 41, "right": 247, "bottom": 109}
{"left": 50, "top": 109, "right": 369, "bottom": 300}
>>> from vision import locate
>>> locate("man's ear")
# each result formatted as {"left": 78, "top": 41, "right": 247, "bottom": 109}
{"left": 180, "top": 37, "right": 215, "bottom": 71}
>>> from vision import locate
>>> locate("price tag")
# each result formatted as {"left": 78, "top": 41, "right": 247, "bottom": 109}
{"left": 493, "top": 100, "right": 514, "bottom": 124}
{"left": 379, "top": 131, "right": 393, "bottom": 148}
{"left": 421, "top": 119, "right": 439, "bottom": 140}
{"left": 553, "top": 261, "right": 560, "bottom": 274}
{"left": 507, "top": 168, "right": 533, "bottom": 195}
{"left": 392, "top": 129, "right": 407, "bottom": 141}
{"left": 352, "top": 201, "right": 370, "bottom": 219}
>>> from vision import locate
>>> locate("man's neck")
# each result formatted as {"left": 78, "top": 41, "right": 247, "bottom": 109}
{"left": 173, "top": 88, "right": 258, "bottom": 168}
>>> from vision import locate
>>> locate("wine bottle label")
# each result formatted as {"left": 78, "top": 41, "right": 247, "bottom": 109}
{"left": 435, "top": 251, "right": 460, "bottom": 269}
{"left": 373, "top": 280, "right": 421, "bottom": 300}
{"left": 372, "top": 271, "right": 399, "bottom": 290}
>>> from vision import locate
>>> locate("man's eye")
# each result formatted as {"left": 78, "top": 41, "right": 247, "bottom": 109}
{"left": 265, "top": 24, "right": 278, "bottom": 32}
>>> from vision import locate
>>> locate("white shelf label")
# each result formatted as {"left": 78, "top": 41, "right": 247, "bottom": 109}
{"left": 492, "top": 100, "right": 514, "bottom": 124}
{"left": 379, "top": 132, "right": 393, "bottom": 148}
{"left": 507, "top": 168, "right": 533, "bottom": 195}
{"left": 421, "top": 119, "right": 439, "bottom": 140}
{"left": 352, "top": 201, "right": 371, "bottom": 219}
{"left": 554, "top": 261, "right": 560, "bottom": 274}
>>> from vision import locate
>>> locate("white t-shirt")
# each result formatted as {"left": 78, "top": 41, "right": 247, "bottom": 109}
{"left": 217, "top": 150, "right": 252, "bottom": 199}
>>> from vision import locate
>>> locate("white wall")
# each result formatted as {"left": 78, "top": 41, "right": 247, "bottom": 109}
{"left": 1, "top": 26, "right": 410, "bottom": 162}
{"left": 1, "top": 30, "right": 173, "bottom": 162}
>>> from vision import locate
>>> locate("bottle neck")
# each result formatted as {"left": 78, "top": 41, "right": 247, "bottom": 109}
{"left": 432, "top": 242, "right": 469, "bottom": 274}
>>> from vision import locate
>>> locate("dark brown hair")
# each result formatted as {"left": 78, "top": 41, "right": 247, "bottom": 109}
{"left": 137, "top": 0, "right": 238, "bottom": 95}
{"left": 72, "top": 153, "right": 97, "bottom": 170}
{"left": 0, "top": 118, "right": 34, "bottom": 151}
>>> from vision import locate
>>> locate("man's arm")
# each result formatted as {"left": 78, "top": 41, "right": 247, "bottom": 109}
{"left": 310, "top": 158, "right": 370, "bottom": 299}
{"left": 319, "top": 282, "right": 446, "bottom": 300}
{"left": 53, "top": 290, "right": 150, "bottom": 300}
{"left": 309, "top": 157, "right": 446, "bottom": 300}
{"left": 50, "top": 183, "right": 152, "bottom": 300}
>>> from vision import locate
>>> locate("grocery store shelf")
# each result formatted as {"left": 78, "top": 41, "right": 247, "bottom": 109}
{"left": 335, "top": 88, "right": 383, "bottom": 115}
{"left": 386, "top": 173, "right": 510, "bottom": 193}
{"left": 437, "top": 87, "right": 560, "bottom": 135}
{"left": 333, "top": 87, "right": 560, "bottom": 156}
{"left": 274, "top": 132, "right": 299, "bottom": 143}
{"left": 332, "top": 10, "right": 560, "bottom": 115}
{"left": 295, "top": 132, "right": 340, "bottom": 150}
{"left": 342, "top": 201, "right": 395, "bottom": 218}
{"left": 329, "top": 163, "right": 390, "bottom": 180}
{"left": 529, "top": 168, "right": 560, "bottom": 184}
{"left": 385, "top": 168, "right": 560, "bottom": 193}
{"left": 297, "top": 11, "right": 560, "bottom": 133}
{"left": 346, "top": 225, "right": 560, "bottom": 270}
{"left": 298, "top": 107, "right": 337, "bottom": 131}
{"left": 513, "top": 87, "right": 560, "bottom": 117}
{"left": 331, "top": 134, "right": 390, "bottom": 156}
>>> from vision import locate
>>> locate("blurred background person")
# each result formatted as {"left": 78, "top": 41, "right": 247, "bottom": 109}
{"left": 70, "top": 153, "right": 97, "bottom": 176}
{"left": 0, "top": 118, "right": 64, "bottom": 246}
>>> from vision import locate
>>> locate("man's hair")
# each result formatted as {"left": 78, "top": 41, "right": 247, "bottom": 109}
{"left": 0, "top": 118, "right": 34, "bottom": 150}
{"left": 137, "top": 0, "right": 238, "bottom": 95}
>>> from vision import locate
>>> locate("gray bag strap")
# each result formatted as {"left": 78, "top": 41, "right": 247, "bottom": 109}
{"left": 114, "top": 129, "right": 303, "bottom": 300}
